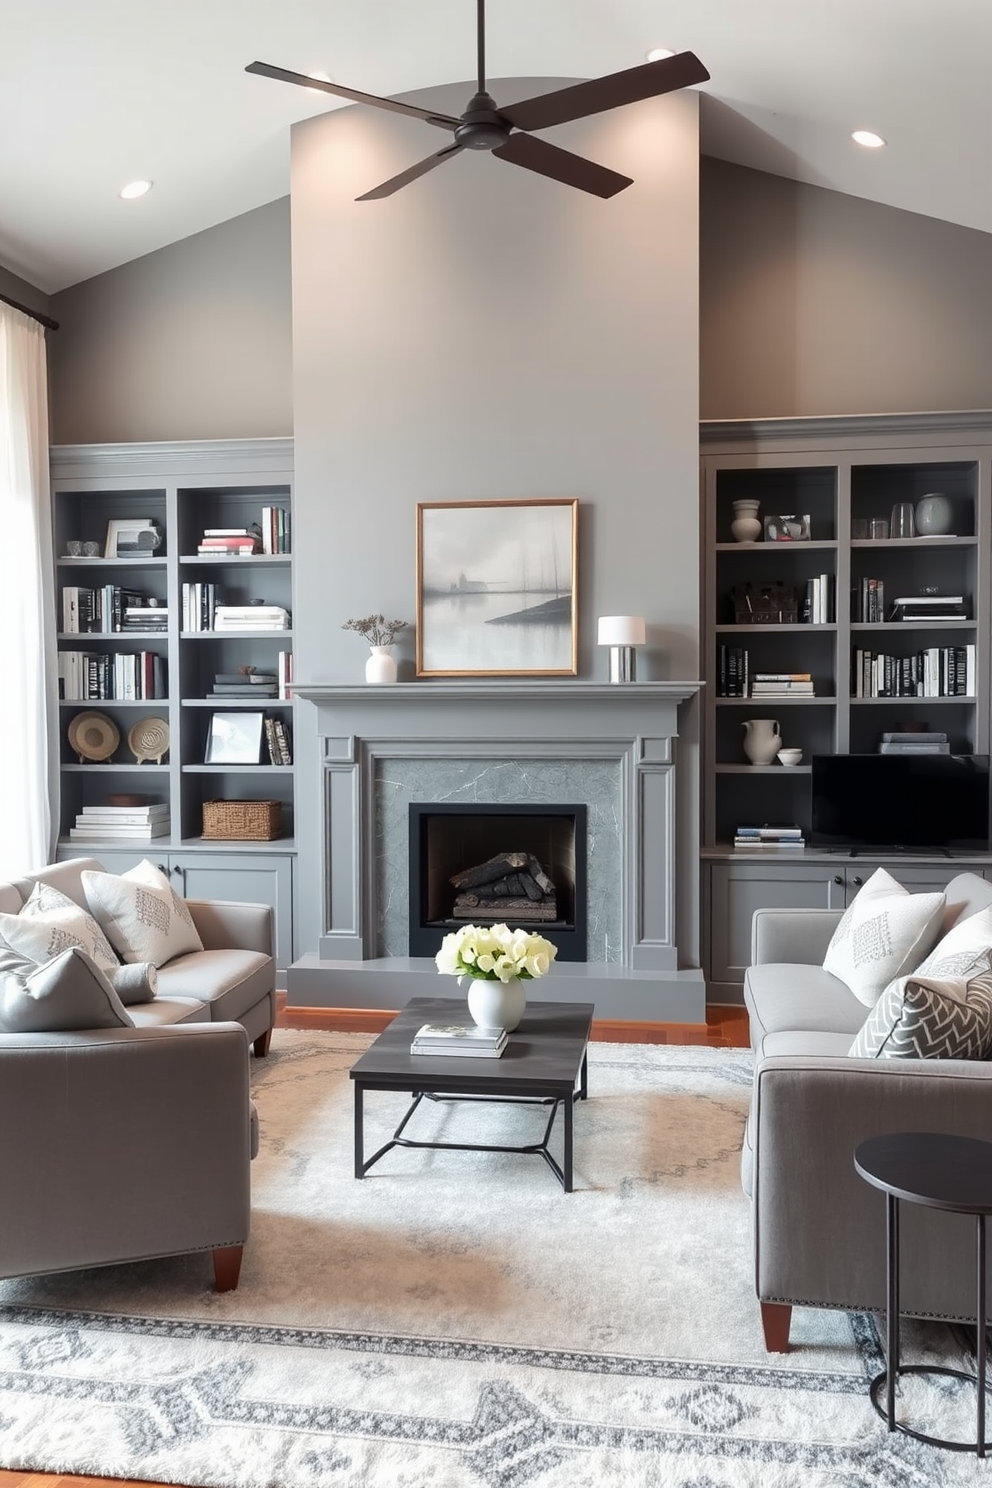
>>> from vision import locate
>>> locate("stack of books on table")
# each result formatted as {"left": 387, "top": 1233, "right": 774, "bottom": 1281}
{"left": 119, "top": 602, "right": 169, "bottom": 632}
{"left": 887, "top": 594, "right": 969, "bottom": 622}
{"left": 410, "top": 1023, "right": 509, "bottom": 1058}
{"left": 879, "top": 731, "right": 950, "bottom": 755}
{"left": 750, "top": 672, "right": 815, "bottom": 698}
{"left": 213, "top": 605, "right": 290, "bottom": 632}
{"left": 734, "top": 824, "right": 806, "bottom": 849}
{"left": 197, "top": 525, "right": 262, "bottom": 556}
{"left": 69, "top": 803, "right": 170, "bottom": 841}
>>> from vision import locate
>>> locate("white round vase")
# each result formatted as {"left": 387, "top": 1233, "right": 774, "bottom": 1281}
{"left": 466, "top": 976, "right": 527, "bottom": 1032}
{"left": 365, "top": 645, "right": 398, "bottom": 684}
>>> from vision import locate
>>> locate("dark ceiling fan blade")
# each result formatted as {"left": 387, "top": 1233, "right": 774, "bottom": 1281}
{"left": 245, "top": 61, "right": 459, "bottom": 130}
{"left": 499, "top": 52, "right": 709, "bottom": 134}
{"left": 492, "top": 132, "right": 632, "bottom": 198}
{"left": 357, "top": 142, "right": 466, "bottom": 201}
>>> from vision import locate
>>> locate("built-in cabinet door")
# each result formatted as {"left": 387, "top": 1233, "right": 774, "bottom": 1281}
{"left": 842, "top": 861, "right": 989, "bottom": 902}
{"left": 169, "top": 853, "right": 293, "bottom": 976}
{"left": 56, "top": 846, "right": 294, "bottom": 976}
{"left": 707, "top": 862, "right": 847, "bottom": 993}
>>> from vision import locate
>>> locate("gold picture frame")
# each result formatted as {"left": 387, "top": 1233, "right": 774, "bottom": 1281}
{"left": 416, "top": 498, "right": 578, "bottom": 677}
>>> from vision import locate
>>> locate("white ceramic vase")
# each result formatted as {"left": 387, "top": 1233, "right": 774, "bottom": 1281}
{"left": 365, "top": 645, "right": 398, "bottom": 684}
{"left": 731, "top": 498, "right": 762, "bottom": 543}
{"left": 914, "top": 493, "right": 955, "bottom": 536}
{"left": 466, "top": 976, "right": 527, "bottom": 1032}
{"left": 742, "top": 717, "right": 782, "bottom": 765}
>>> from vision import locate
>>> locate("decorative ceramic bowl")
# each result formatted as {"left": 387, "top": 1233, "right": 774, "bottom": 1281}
{"left": 778, "top": 748, "right": 804, "bottom": 767}
{"left": 68, "top": 711, "right": 120, "bottom": 763}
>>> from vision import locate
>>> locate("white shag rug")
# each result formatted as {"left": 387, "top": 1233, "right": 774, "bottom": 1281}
{"left": 0, "top": 1030, "right": 985, "bottom": 1486}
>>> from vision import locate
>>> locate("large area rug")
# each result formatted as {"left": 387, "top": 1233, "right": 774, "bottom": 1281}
{"left": 0, "top": 1031, "right": 985, "bottom": 1486}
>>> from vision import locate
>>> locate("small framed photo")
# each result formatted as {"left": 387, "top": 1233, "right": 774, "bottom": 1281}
{"left": 416, "top": 498, "right": 578, "bottom": 677}
{"left": 763, "top": 514, "right": 811, "bottom": 543}
{"left": 104, "top": 518, "right": 162, "bottom": 558}
{"left": 204, "top": 711, "right": 265, "bottom": 765}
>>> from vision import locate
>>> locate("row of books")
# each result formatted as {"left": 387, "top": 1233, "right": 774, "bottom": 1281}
{"left": 59, "top": 650, "right": 167, "bottom": 701}
{"left": 68, "top": 803, "right": 170, "bottom": 841}
{"left": 734, "top": 824, "right": 806, "bottom": 849}
{"left": 195, "top": 510, "right": 290, "bottom": 557}
{"left": 852, "top": 644, "right": 976, "bottom": 698}
{"left": 264, "top": 716, "right": 293, "bottom": 766}
{"left": 801, "top": 574, "right": 834, "bottom": 624}
{"left": 750, "top": 672, "right": 815, "bottom": 698}
{"left": 62, "top": 585, "right": 162, "bottom": 634}
{"left": 854, "top": 583, "right": 970, "bottom": 623}
{"left": 717, "top": 650, "right": 818, "bottom": 697}
{"left": 182, "top": 585, "right": 291, "bottom": 633}
{"left": 409, "top": 1023, "right": 508, "bottom": 1058}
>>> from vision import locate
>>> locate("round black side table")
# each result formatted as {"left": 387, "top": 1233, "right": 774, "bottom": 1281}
{"left": 854, "top": 1131, "right": 992, "bottom": 1458}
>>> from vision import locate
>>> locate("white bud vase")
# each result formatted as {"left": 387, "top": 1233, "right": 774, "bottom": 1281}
{"left": 466, "top": 976, "right": 527, "bottom": 1033}
{"left": 365, "top": 645, "right": 398, "bottom": 684}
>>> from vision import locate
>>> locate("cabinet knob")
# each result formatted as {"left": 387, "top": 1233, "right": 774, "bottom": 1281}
{"left": 852, "top": 876, "right": 864, "bottom": 888}
{"left": 833, "top": 875, "right": 843, "bottom": 885}
{"left": 156, "top": 863, "right": 168, "bottom": 875}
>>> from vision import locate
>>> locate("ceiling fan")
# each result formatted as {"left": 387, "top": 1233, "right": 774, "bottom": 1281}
{"left": 246, "top": 0, "right": 708, "bottom": 201}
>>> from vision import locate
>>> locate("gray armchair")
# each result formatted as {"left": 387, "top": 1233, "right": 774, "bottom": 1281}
{"left": 0, "top": 1020, "right": 255, "bottom": 1290}
{"left": 743, "top": 871, "right": 992, "bottom": 1351}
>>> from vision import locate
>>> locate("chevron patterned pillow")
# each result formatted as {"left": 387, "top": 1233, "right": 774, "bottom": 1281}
{"left": 850, "top": 971, "right": 992, "bottom": 1060}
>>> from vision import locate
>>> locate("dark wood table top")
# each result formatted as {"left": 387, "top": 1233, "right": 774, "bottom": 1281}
{"left": 349, "top": 996, "right": 595, "bottom": 1095}
{"left": 855, "top": 1131, "right": 992, "bottom": 1215}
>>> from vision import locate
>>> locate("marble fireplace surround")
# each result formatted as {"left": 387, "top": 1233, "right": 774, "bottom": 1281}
{"left": 288, "top": 681, "right": 704, "bottom": 1022}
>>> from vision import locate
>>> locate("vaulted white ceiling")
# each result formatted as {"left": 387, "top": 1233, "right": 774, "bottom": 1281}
{"left": 3, "top": 0, "right": 988, "bottom": 294}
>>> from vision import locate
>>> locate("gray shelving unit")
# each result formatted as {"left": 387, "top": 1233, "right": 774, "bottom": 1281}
{"left": 50, "top": 437, "right": 297, "bottom": 972}
{"left": 700, "top": 411, "right": 992, "bottom": 1000}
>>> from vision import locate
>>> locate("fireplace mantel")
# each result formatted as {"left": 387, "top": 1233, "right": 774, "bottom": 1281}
{"left": 288, "top": 678, "right": 705, "bottom": 1021}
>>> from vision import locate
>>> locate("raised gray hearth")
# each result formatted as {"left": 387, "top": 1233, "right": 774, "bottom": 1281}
{"left": 288, "top": 681, "right": 704, "bottom": 1021}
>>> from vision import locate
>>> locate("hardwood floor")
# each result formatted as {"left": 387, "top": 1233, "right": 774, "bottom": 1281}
{"left": 0, "top": 1002, "right": 748, "bottom": 1488}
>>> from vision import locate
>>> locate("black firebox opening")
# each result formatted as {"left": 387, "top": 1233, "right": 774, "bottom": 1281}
{"left": 408, "top": 803, "right": 588, "bottom": 962}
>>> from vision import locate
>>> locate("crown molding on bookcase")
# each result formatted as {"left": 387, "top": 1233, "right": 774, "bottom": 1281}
{"left": 700, "top": 410, "right": 992, "bottom": 449}
{"left": 49, "top": 437, "right": 293, "bottom": 478}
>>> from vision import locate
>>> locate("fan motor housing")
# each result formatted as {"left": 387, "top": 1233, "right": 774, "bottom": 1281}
{"left": 455, "top": 91, "right": 511, "bottom": 151}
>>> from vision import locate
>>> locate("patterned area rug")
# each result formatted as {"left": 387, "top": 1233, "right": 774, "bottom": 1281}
{"left": 0, "top": 1031, "right": 984, "bottom": 1486}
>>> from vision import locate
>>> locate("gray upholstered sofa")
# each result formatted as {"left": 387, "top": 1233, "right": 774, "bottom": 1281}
{"left": 742, "top": 869, "right": 992, "bottom": 1352}
{"left": 0, "top": 857, "right": 276, "bottom": 1291}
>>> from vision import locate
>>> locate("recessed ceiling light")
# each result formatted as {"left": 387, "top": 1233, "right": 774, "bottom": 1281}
{"left": 646, "top": 47, "right": 676, "bottom": 62}
{"left": 851, "top": 130, "right": 886, "bottom": 149}
{"left": 119, "top": 179, "right": 153, "bottom": 200}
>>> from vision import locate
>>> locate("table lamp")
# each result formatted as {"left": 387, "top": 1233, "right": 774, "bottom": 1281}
{"left": 597, "top": 615, "right": 646, "bottom": 683}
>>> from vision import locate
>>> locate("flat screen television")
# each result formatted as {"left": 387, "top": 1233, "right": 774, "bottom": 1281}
{"left": 810, "top": 753, "right": 992, "bottom": 854}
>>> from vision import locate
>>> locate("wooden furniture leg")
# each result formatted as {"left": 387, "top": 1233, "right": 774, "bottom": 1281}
{"left": 212, "top": 1244, "right": 243, "bottom": 1292}
{"left": 253, "top": 1028, "right": 272, "bottom": 1057}
{"left": 760, "top": 1301, "right": 792, "bottom": 1352}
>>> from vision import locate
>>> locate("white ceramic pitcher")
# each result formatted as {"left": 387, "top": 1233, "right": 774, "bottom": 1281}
{"left": 742, "top": 718, "right": 782, "bottom": 765}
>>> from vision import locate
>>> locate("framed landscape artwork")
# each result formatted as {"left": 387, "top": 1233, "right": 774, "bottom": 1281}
{"left": 416, "top": 499, "right": 578, "bottom": 677}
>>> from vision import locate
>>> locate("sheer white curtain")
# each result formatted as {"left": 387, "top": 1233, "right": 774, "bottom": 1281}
{"left": 0, "top": 302, "right": 57, "bottom": 875}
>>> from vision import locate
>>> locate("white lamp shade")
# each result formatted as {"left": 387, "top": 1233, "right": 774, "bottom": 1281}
{"left": 597, "top": 615, "right": 646, "bottom": 646}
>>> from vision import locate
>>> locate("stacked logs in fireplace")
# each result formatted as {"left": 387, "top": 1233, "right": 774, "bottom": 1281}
{"left": 450, "top": 851, "right": 557, "bottom": 922}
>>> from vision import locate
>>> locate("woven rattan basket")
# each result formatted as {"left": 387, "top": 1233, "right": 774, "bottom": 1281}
{"left": 201, "top": 799, "right": 282, "bottom": 841}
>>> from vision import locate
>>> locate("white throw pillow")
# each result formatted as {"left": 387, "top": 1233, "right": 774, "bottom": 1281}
{"left": 81, "top": 859, "right": 203, "bottom": 968}
{"left": 850, "top": 971, "right": 992, "bottom": 1061}
{"left": 0, "top": 945, "right": 134, "bottom": 1033}
{"left": 912, "top": 904, "right": 992, "bottom": 981}
{"left": 0, "top": 881, "right": 120, "bottom": 978}
{"left": 822, "top": 867, "right": 946, "bottom": 1008}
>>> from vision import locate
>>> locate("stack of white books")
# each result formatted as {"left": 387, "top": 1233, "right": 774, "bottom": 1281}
{"left": 410, "top": 1023, "right": 509, "bottom": 1058}
{"left": 213, "top": 605, "right": 290, "bottom": 631}
{"left": 69, "top": 803, "right": 170, "bottom": 841}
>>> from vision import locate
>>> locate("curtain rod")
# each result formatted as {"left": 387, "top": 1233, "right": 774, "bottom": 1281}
{"left": 0, "top": 291, "right": 59, "bottom": 332}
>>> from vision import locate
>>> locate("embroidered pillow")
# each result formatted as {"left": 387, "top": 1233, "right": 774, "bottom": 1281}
{"left": 911, "top": 905, "right": 992, "bottom": 981}
{"left": 81, "top": 859, "right": 203, "bottom": 968}
{"left": 822, "top": 867, "right": 946, "bottom": 1008}
{"left": 0, "top": 881, "right": 120, "bottom": 978}
{"left": 0, "top": 945, "right": 134, "bottom": 1034}
{"left": 850, "top": 971, "right": 992, "bottom": 1061}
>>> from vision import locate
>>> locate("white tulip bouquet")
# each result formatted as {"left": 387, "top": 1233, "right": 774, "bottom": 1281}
{"left": 435, "top": 923, "right": 558, "bottom": 984}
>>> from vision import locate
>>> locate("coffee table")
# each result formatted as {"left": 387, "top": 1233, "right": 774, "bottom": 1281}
{"left": 350, "top": 996, "right": 594, "bottom": 1192}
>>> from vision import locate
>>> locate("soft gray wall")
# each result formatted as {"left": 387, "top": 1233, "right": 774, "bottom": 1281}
{"left": 701, "top": 157, "right": 992, "bottom": 419}
{"left": 47, "top": 198, "right": 292, "bottom": 443}
{"left": 0, "top": 264, "right": 52, "bottom": 322}
{"left": 291, "top": 82, "right": 701, "bottom": 685}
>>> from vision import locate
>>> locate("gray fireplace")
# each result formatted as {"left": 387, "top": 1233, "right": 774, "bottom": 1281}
{"left": 288, "top": 680, "right": 703, "bottom": 1021}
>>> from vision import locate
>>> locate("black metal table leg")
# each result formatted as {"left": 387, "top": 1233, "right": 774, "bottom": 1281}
{"left": 354, "top": 1080, "right": 364, "bottom": 1179}
{"left": 887, "top": 1191, "right": 900, "bottom": 1431}
{"left": 562, "top": 1087, "right": 574, "bottom": 1193}
{"left": 978, "top": 1212, "right": 987, "bottom": 1459}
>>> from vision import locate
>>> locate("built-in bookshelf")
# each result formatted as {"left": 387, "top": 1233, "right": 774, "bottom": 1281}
{"left": 701, "top": 414, "right": 991, "bottom": 851}
{"left": 50, "top": 439, "right": 296, "bottom": 969}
